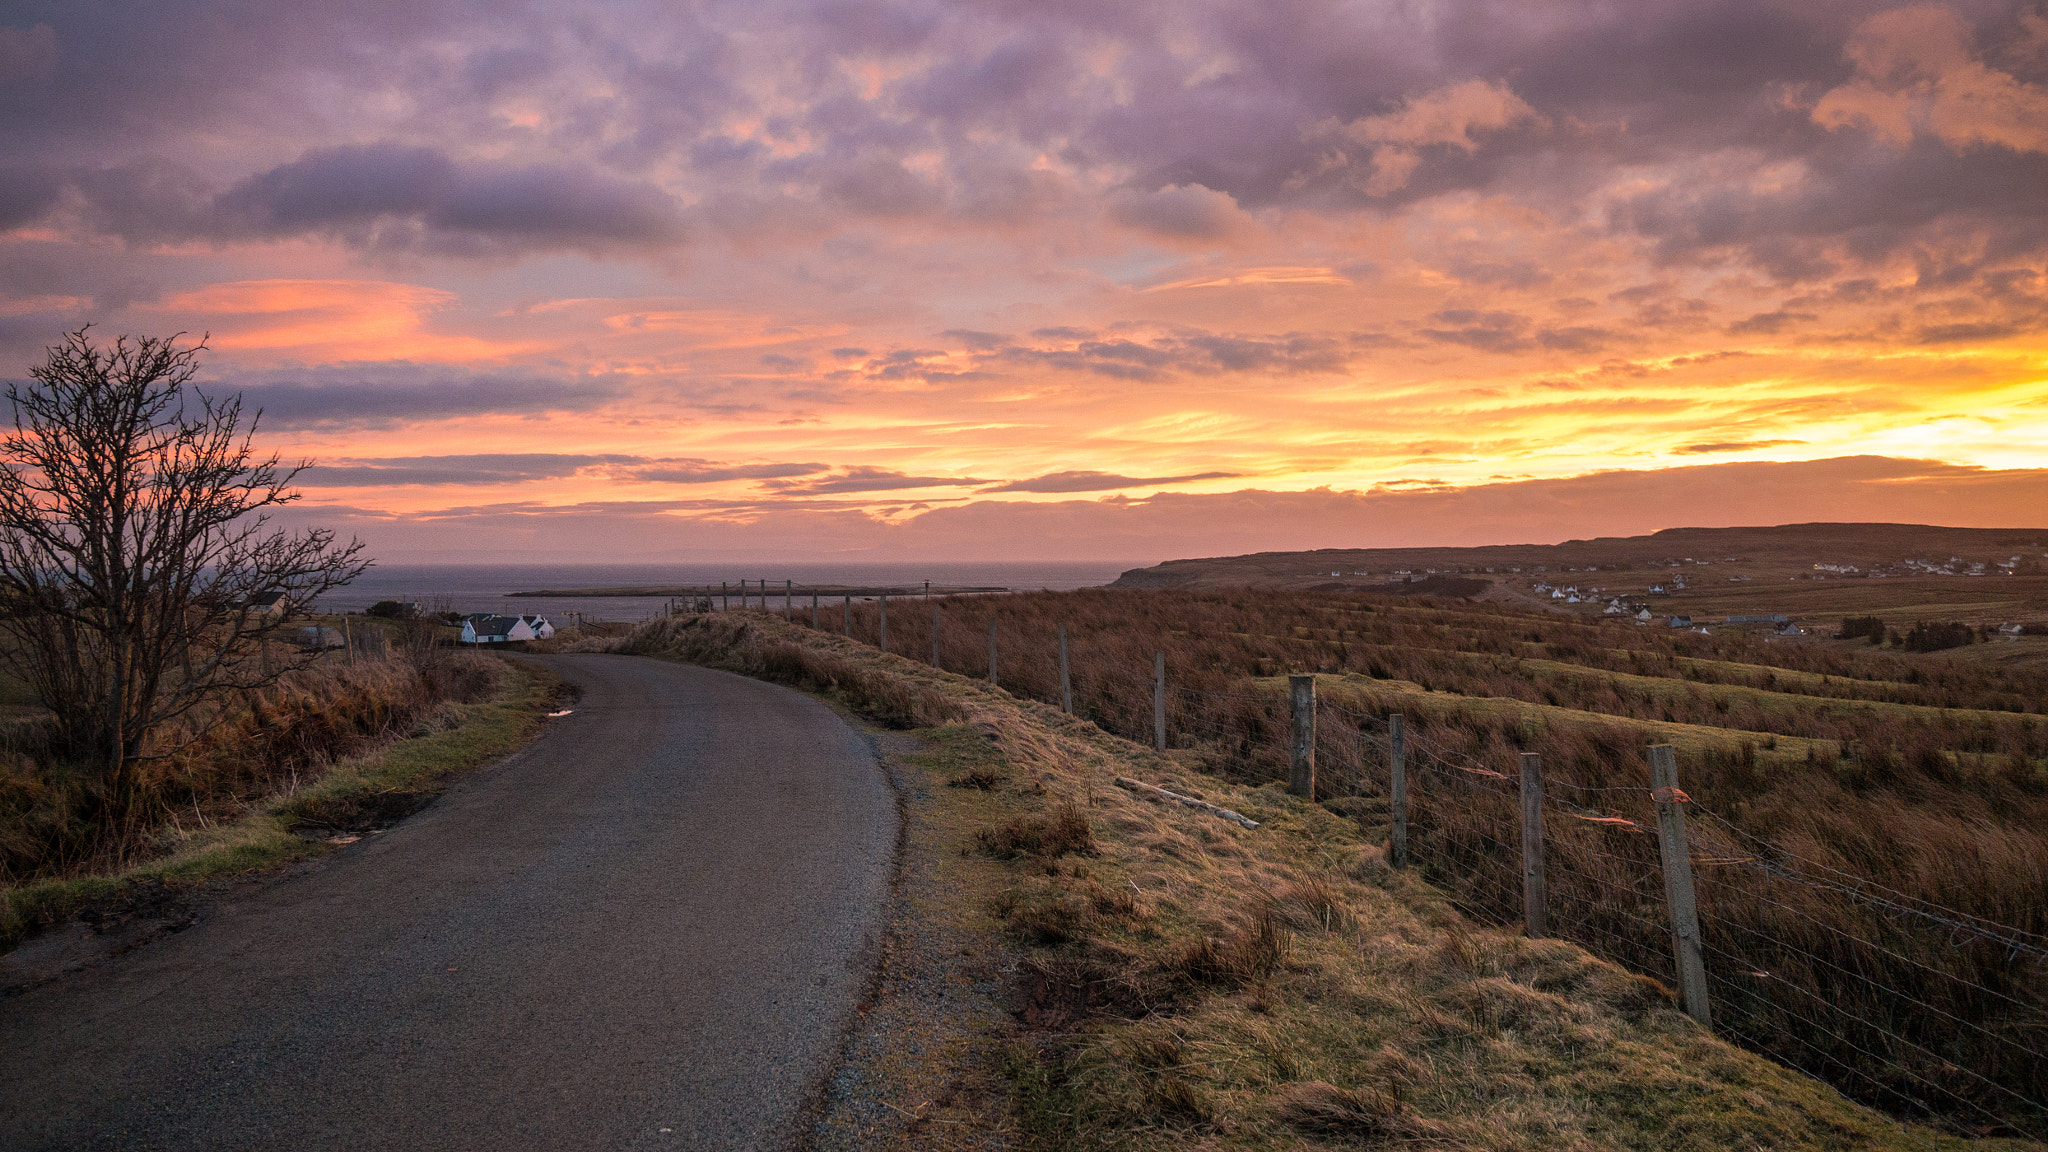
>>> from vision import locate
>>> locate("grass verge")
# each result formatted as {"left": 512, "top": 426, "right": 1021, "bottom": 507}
{"left": 0, "top": 658, "right": 560, "bottom": 957}
{"left": 593, "top": 611, "right": 2044, "bottom": 1151}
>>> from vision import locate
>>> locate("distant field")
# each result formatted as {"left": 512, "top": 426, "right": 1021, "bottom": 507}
{"left": 1668, "top": 576, "right": 2048, "bottom": 623}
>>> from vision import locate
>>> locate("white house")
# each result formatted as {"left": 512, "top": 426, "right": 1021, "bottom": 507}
{"left": 242, "top": 591, "right": 291, "bottom": 616}
{"left": 461, "top": 614, "right": 556, "bottom": 644}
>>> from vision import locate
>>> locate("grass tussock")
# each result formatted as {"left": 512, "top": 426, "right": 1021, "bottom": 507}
{"left": 618, "top": 610, "right": 2038, "bottom": 1152}
{"left": 978, "top": 803, "right": 1094, "bottom": 858}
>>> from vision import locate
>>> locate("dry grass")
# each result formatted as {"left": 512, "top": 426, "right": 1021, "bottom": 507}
{"left": 752, "top": 588, "right": 2048, "bottom": 1135}
{"left": 977, "top": 804, "right": 1095, "bottom": 858}
{"left": 0, "top": 648, "right": 508, "bottom": 883}
{"left": 562, "top": 613, "right": 965, "bottom": 729}
{"left": 622, "top": 609, "right": 2045, "bottom": 1151}
{"left": 1, "top": 658, "right": 554, "bottom": 955}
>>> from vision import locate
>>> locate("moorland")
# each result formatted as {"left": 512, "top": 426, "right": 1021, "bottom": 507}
{"left": 1114, "top": 523, "right": 2048, "bottom": 647}
{"left": 809, "top": 581, "right": 2047, "bottom": 1136}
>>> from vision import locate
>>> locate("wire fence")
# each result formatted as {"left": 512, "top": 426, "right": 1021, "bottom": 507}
{"left": 732, "top": 598, "right": 2048, "bottom": 1138}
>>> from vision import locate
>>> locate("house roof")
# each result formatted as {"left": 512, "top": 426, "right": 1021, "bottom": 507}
{"left": 469, "top": 615, "right": 525, "bottom": 638}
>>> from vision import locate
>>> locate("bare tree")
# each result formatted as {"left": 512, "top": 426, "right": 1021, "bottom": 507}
{"left": 0, "top": 328, "right": 369, "bottom": 819}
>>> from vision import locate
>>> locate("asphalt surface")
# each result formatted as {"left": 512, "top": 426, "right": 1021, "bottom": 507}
{"left": 0, "top": 654, "right": 897, "bottom": 1151}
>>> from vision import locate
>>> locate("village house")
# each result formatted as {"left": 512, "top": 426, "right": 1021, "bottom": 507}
{"left": 241, "top": 591, "right": 291, "bottom": 616}
{"left": 460, "top": 614, "right": 557, "bottom": 644}
{"left": 1999, "top": 623, "right": 2026, "bottom": 640}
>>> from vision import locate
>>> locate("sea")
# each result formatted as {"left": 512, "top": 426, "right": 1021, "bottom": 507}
{"left": 314, "top": 561, "right": 1143, "bottom": 623}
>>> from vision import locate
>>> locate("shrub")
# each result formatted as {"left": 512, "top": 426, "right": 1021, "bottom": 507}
{"left": 1902, "top": 620, "right": 1974, "bottom": 652}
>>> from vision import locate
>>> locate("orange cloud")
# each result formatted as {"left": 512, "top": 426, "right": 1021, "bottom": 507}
{"left": 1814, "top": 6, "right": 2048, "bottom": 154}
{"left": 147, "top": 280, "right": 541, "bottom": 363}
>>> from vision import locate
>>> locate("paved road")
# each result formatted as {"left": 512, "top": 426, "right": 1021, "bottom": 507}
{"left": 0, "top": 655, "right": 897, "bottom": 1151}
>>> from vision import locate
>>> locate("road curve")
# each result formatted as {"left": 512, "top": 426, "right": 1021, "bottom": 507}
{"left": 1, "top": 655, "right": 896, "bottom": 1152}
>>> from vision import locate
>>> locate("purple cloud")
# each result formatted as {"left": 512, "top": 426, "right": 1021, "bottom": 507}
{"left": 982, "top": 470, "right": 1243, "bottom": 493}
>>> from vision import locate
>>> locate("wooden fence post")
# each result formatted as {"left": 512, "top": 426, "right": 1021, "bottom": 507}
{"left": 932, "top": 608, "right": 941, "bottom": 666}
{"left": 880, "top": 594, "right": 889, "bottom": 653}
{"left": 784, "top": 579, "right": 792, "bottom": 621}
{"left": 843, "top": 593, "right": 852, "bottom": 637}
{"left": 722, "top": 581, "right": 729, "bottom": 611}
{"left": 1389, "top": 714, "right": 1407, "bottom": 868}
{"left": 1649, "top": 743, "right": 1711, "bottom": 1027}
{"left": 1289, "top": 675, "right": 1316, "bottom": 798}
{"left": 811, "top": 589, "right": 819, "bottom": 629}
{"left": 988, "top": 618, "right": 999, "bottom": 686}
{"left": 1520, "top": 752, "right": 1547, "bottom": 938}
{"left": 1058, "top": 624, "right": 1072, "bottom": 713}
{"left": 1153, "top": 651, "right": 1166, "bottom": 752}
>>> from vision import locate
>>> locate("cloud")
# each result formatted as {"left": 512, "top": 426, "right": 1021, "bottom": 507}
{"left": 1331, "top": 78, "right": 1543, "bottom": 196}
{"left": 221, "top": 365, "right": 626, "bottom": 430}
{"left": 991, "top": 327, "right": 1357, "bottom": 381}
{"left": 295, "top": 453, "right": 832, "bottom": 486}
{"left": 1675, "top": 439, "right": 1807, "bottom": 454}
{"left": 0, "top": 24, "right": 58, "bottom": 90}
{"left": 0, "top": 165, "right": 61, "bottom": 230}
{"left": 298, "top": 453, "right": 643, "bottom": 486}
{"left": 623, "top": 460, "right": 826, "bottom": 483}
{"left": 313, "top": 457, "right": 2048, "bottom": 564}
{"left": 1814, "top": 6, "right": 2048, "bottom": 155}
{"left": 761, "top": 466, "right": 987, "bottom": 495}
{"left": 982, "top": 470, "right": 1243, "bottom": 494}
{"left": 1728, "top": 309, "right": 1817, "bottom": 335}
{"left": 66, "top": 143, "right": 685, "bottom": 255}
{"left": 1109, "top": 184, "right": 1250, "bottom": 241}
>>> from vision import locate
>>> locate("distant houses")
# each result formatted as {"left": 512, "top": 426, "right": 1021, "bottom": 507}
{"left": 460, "top": 614, "right": 556, "bottom": 644}
{"left": 241, "top": 591, "right": 291, "bottom": 616}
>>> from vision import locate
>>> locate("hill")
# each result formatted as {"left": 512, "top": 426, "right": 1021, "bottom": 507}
{"left": 1111, "top": 523, "right": 2048, "bottom": 633}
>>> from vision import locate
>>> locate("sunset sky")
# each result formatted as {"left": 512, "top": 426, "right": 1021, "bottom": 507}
{"left": 2, "top": 0, "right": 2046, "bottom": 562}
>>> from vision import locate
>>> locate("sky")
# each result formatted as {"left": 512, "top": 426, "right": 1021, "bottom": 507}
{"left": 2, "top": 0, "right": 2045, "bottom": 563}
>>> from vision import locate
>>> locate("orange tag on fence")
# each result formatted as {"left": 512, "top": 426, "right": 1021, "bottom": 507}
{"left": 1652, "top": 786, "right": 1692, "bottom": 805}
